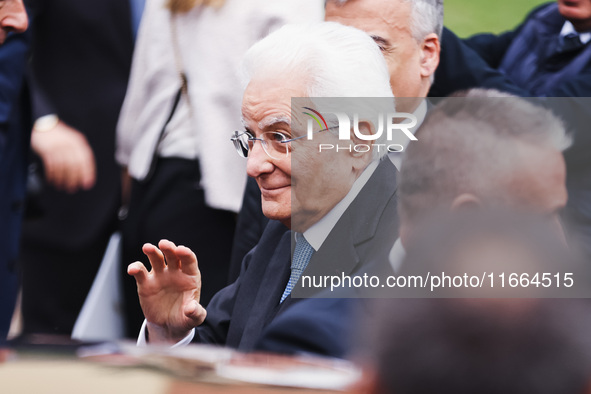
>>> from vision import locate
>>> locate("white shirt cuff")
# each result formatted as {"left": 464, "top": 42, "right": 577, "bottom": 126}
{"left": 136, "top": 319, "right": 196, "bottom": 347}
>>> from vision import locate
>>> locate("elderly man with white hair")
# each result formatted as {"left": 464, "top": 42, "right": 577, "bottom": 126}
{"left": 128, "top": 22, "right": 402, "bottom": 350}
{"left": 228, "top": 0, "right": 444, "bottom": 278}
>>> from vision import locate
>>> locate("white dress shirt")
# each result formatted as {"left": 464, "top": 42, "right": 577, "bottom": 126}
{"left": 560, "top": 21, "right": 591, "bottom": 44}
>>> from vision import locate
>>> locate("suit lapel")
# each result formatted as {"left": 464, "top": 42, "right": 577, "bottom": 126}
{"left": 227, "top": 221, "right": 291, "bottom": 349}
{"left": 293, "top": 158, "right": 399, "bottom": 296}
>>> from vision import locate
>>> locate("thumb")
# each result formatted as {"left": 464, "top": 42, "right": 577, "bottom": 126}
{"left": 184, "top": 300, "right": 207, "bottom": 326}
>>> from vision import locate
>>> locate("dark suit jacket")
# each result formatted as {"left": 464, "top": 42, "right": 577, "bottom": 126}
{"left": 430, "top": 27, "right": 528, "bottom": 98}
{"left": 0, "top": 31, "right": 31, "bottom": 338}
{"left": 256, "top": 297, "right": 355, "bottom": 358}
{"left": 463, "top": 2, "right": 591, "bottom": 98}
{"left": 195, "top": 158, "right": 399, "bottom": 352}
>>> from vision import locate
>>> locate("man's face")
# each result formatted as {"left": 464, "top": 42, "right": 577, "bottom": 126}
{"left": 558, "top": 0, "right": 591, "bottom": 31}
{"left": 242, "top": 78, "right": 295, "bottom": 228}
{"left": 242, "top": 78, "right": 370, "bottom": 231}
{"left": 325, "top": 0, "right": 439, "bottom": 111}
{"left": 0, "top": 0, "right": 28, "bottom": 45}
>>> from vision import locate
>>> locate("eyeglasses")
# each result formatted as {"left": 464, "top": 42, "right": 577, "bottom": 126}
{"left": 231, "top": 127, "right": 336, "bottom": 160}
{"left": 231, "top": 131, "right": 293, "bottom": 160}
{"left": 231, "top": 130, "right": 318, "bottom": 160}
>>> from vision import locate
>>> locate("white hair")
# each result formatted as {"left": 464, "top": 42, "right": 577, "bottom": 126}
{"left": 329, "top": 0, "right": 444, "bottom": 41}
{"left": 240, "top": 22, "right": 395, "bottom": 158}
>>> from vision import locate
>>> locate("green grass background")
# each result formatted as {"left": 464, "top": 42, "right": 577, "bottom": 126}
{"left": 444, "top": 0, "right": 550, "bottom": 37}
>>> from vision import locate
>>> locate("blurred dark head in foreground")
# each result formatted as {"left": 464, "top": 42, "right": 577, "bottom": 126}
{"left": 398, "top": 89, "right": 571, "bottom": 249}
{"left": 355, "top": 211, "right": 591, "bottom": 394}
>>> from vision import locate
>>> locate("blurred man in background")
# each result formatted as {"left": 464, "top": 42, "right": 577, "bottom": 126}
{"left": 19, "top": 0, "right": 136, "bottom": 336}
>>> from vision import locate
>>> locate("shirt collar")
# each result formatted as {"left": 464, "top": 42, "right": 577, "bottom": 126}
{"left": 388, "top": 99, "right": 428, "bottom": 171}
{"left": 561, "top": 21, "right": 591, "bottom": 44}
{"left": 300, "top": 159, "right": 380, "bottom": 251}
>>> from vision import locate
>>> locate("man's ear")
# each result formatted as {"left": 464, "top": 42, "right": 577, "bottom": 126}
{"left": 450, "top": 193, "right": 482, "bottom": 211}
{"left": 420, "top": 33, "right": 440, "bottom": 79}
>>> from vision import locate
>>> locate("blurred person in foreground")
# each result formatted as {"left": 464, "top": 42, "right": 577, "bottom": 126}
{"left": 395, "top": 90, "right": 570, "bottom": 262}
{"left": 353, "top": 212, "right": 591, "bottom": 394}
{"left": 128, "top": 22, "right": 400, "bottom": 350}
{"left": 0, "top": 0, "right": 29, "bottom": 343}
{"left": 434, "top": 0, "right": 591, "bottom": 260}
{"left": 258, "top": 89, "right": 573, "bottom": 357}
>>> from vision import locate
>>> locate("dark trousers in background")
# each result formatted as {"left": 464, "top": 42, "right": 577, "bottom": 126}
{"left": 20, "top": 230, "right": 113, "bottom": 336}
{"left": 121, "top": 158, "right": 235, "bottom": 338}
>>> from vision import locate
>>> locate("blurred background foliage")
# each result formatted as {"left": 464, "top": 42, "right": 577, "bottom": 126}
{"left": 445, "top": 0, "right": 549, "bottom": 37}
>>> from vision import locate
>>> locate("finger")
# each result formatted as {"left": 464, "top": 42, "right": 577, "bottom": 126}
{"left": 127, "top": 261, "right": 149, "bottom": 284}
{"left": 183, "top": 300, "right": 207, "bottom": 327}
{"left": 159, "top": 239, "right": 180, "bottom": 270}
{"left": 142, "top": 243, "right": 166, "bottom": 272}
{"left": 177, "top": 245, "right": 199, "bottom": 276}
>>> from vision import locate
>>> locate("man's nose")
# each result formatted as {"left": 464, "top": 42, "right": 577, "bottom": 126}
{"left": 246, "top": 140, "right": 274, "bottom": 178}
{"left": 3, "top": 0, "right": 29, "bottom": 34}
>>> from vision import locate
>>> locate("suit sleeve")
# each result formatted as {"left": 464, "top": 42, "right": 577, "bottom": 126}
{"left": 430, "top": 28, "right": 528, "bottom": 97}
{"left": 23, "top": 0, "right": 58, "bottom": 119}
{"left": 256, "top": 298, "right": 353, "bottom": 359}
{"left": 0, "top": 30, "right": 31, "bottom": 338}
{"left": 0, "top": 32, "right": 30, "bottom": 156}
{"left": 462, "top": 31, "right": 517, "bottom": 69}
{"left": 192, "top": 245, "right": 257, "bottom": 345}
{"left": 462, "top": 2, "right": 551, "bottom": 68}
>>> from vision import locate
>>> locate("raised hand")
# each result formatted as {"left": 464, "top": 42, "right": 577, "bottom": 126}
{"left": 127, "top": 239, "right": 207, "bottom": 344}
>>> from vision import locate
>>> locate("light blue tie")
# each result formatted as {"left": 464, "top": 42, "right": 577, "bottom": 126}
{"left": 280, "top": 235, "right": 315, "bottom": 303}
